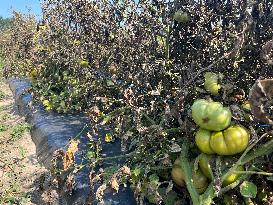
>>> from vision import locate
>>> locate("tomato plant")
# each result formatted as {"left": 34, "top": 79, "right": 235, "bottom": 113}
{"left": 2, "top": 1, "right": 273, "bottom": 205}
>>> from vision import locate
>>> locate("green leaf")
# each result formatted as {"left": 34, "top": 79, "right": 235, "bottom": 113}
{"left": 133, "top": 167, "right": 141, "bottom": 177}
{"left": 149, "top": 174, "right": 159, "bottom": 189}
{"left": 149, "top": 173, "right": 159, "bottom": 182}
{"left": 158, "top": 188, "right": 179, "bottom": 205}
{"left": 240, "top": 181, "right": 257, "bottom": 198}
{"left": 104, "top": 164, "right": 119, "bottom": 181}
{"left": 0, "top": 124, "right": 9, "bottom": 132}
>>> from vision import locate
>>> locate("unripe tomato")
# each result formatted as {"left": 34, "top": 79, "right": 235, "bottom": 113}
{"left": 195, "top": 129, "right": 215, "bottom": 154}
{"left": 210, "top": 125, "right": 249, "bottom": 155}
{"left": 171, "top": 163, "right": 185, "bottom": 187}
{"left": 199, "top": 154, "right": 213, "bottom": 179}
{"left": 191, "top": 99, "right": 232, "bottom": 131}
{"left": 195, "top": 125, "right": 249, "bottom": 156}
{"left": 174, "top": 10, "right": 190, "bottom": 23}
{"left": 222, "top": 165, "right": 244, "bottom": 186}
{"left": 192, "top": 170, "right": 208, "bottom": 193}
{"left": 199, "top": 154, "right": 244, "bottom": 186}
{"left": 171, "top": 159, "right": 208, "bottom": 193}
{"left": 204, "top": 72, "right": 221, "bottom": 96}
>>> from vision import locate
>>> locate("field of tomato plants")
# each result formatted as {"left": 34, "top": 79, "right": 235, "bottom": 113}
{"left": 1, "top": 0, "right": 273, "bottom": 204}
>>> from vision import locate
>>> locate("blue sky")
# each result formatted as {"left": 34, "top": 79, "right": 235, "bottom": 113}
{"left": 0, "top": 0, "right": 42, "bottom": 18}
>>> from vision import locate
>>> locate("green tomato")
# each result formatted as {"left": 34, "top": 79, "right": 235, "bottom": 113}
{"left": 210, "top": 125, "right": 249, "bottom": 155}
{"left": 204, "top": 72, "right": 221, "bottom": 96}
{"left": 191, "top": 99, "right": 232, "bottom": 131}
{"left": 222, "top": 165, "right": 244, "bottom": 186}
{"left": 171, "top": 163, "right": 185, "bottom": 187}
{"left": 199, "top": 154, "right": 244, "bottom": 186}
{"left": 199, "top": 154, "right": 213, "bottom": 179}
{"left": 195, "top": 129, "right": 215, "bottom": 154}
{"left": 206, "top": 83, "right": 221, "bottom": 96}
{"left": 171, "top": 159, "right": 208, "bottom": 193}
{"left": 193, "top": 169, "right": 208, "bottom": 194}
{"left": 174, "top": 10, "right": 190, "bottom": 23}
{"left": 195, "top": 125, "right": 249, "bottom": 156}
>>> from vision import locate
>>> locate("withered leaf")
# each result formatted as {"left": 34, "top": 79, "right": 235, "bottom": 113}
{"left": 110, "top": 175, "right": 120, "bottom": 192}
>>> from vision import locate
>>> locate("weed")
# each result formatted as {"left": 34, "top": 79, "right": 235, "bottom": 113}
{"left": 0, "top": 55, "right": 3, "bottom": 71}
{"left": 0, "top": 113, "right": 10, "bottom": 121}
{"left": 0, "top": 90, "right": 5, "bottom": 100}
{"left": 0, "top": 123, "right": 9, "bottom": 132}
{"left": 0, "top": 183, "right": 29, "bottom": 205}
{"left": 18, "top": 146, "right": 28, "bottom": 158}
{"left": 0, "top": 104, "right": 13, "bottom": 112}
{"left": 10, "top": 123, "right": 30, "bottom": 140}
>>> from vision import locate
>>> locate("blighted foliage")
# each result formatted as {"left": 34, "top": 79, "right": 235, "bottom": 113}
{"left": 1, "top": 11, "right": 36, "bottom": 77}
{"left": 2, "top": 0, "right": 273, "bottom": 204}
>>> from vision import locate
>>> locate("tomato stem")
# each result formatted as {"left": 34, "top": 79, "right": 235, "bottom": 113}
{"left": 179, "top": 142, "right": 200, "bottom": 205}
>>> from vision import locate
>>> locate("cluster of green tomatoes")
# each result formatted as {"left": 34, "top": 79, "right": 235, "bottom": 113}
{"left": 172, "top": 99, "right": 250, "bottom": 193}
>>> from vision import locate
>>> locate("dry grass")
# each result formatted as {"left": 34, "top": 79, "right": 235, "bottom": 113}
{"left": 0, "top": 80, "right": 47, "bottom": 205}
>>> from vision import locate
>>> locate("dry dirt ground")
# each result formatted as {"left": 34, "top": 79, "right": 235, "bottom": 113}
{"left": 0, "top": 79, "right": 49, "bottom": 205}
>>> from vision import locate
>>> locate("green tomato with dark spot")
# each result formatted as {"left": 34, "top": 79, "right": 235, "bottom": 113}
{"left": 191, "top": 99, "right": 232, "bottom": 131}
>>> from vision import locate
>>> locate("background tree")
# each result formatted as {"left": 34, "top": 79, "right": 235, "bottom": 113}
{"left": 0, "top": 16, "right": 12, "bottom": 31}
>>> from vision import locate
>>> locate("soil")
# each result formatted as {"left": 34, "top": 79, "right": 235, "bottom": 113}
{"left": 0, "top": 79, "right": 48, "bottom": 205}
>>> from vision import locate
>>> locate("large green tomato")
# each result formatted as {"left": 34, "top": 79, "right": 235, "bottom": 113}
{"left": 191, "top": 99, "right": 232, "bottom": 131}
{"left": 171, "top": 159, "right": 208, "bottom": 193}
{"left": 199, "top": 154, "right": 244, "bottom": 186}
{"left": 210, "top": 125, "right": 249, "bottom": 155}
{"left": 195, "top": 125, "right": 249, "bottom": 155}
